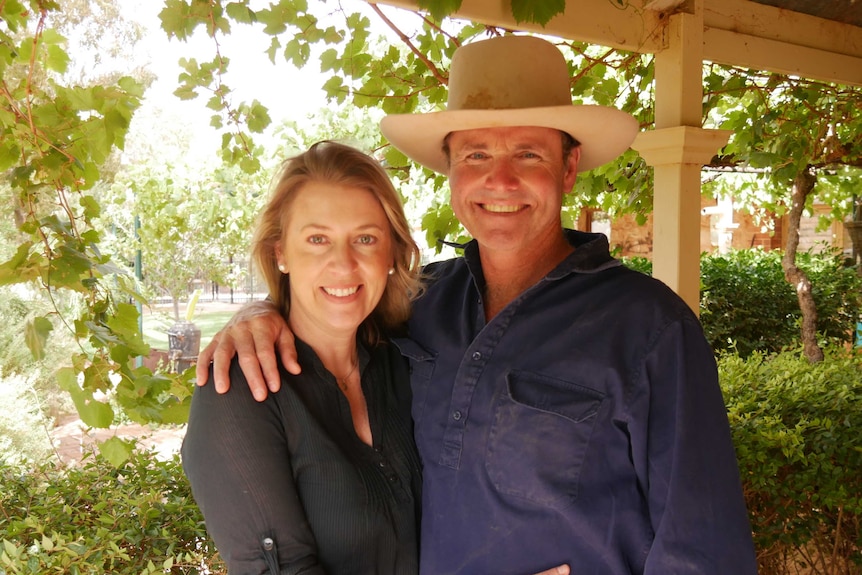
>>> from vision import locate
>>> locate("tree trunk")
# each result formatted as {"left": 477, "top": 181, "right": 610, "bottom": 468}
{"left": 172, "top": 297, "right": 181, "bottom": 322}
{"left": 781, "top": 169, "right": 824, "bottom": 363}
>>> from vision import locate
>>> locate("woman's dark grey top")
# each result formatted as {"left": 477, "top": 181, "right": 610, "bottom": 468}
{"left": 182, "top": 338, "right": 421, "bottom": 575}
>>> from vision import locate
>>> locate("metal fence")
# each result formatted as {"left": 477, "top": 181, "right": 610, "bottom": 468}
{"left": 148, "top": 259, "right": 267, "bottom": 307}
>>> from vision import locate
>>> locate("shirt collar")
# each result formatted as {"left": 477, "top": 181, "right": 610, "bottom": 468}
{"left": 448, "top": 229, "right": 622, "bottom": 286}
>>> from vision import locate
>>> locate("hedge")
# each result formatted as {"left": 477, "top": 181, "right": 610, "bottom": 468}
{"left": 720, "top": 345, "right": 862, "bottom": 574}
{"left": 625, "top": 249, "right": 862, "bottom": 357}
{"left": 0, "top": 448, "right": 224, "bottom": 574}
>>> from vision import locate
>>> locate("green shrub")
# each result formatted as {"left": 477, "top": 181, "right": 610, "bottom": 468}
{"left": 0, "top": 448, "right": 224, "bottom": 574}
{"left": 621, "top": 255, "right": 653, "bottom": 276}
{"left": 625, "top": 249, "right": 862, "bottom": 357}
{"left": 720, "top": 346, "right": 862, "bottom": 575}
{"left": 702, "top": 249, "right": 862, "bottom": 357}
{"left": 700, "top": 249, "right": 800, "bottom": 357}
{"left": 799, "top": 250, "right": 862, "bottom": 344}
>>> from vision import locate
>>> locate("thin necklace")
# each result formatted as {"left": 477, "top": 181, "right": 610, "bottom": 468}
{"left": 337, "top": 360, "right": 359, "bottom": 392}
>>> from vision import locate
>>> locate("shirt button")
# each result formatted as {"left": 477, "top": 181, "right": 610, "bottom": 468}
{"left": 262, "top": 537, "right": 274, "bottom": 551}
{"left": 472, "top": 351, "right": 482, "bottom": 361}
{"left": 378, "top": 460, "right": 388, "bottom": 468}
{"left": 452, "top": 410, "right": 462, "bottom": 421}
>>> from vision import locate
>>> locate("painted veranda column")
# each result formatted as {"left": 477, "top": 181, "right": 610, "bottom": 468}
{"left": 634, "top": 127, "right": 731, "bottom": 313}
{"left": 632, "top": 0, "right": 730, "bottom": 314}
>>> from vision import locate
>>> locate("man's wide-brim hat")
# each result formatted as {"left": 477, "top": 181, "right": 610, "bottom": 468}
{"left": 380, "top": 35, "right": 639, "bottom": 174}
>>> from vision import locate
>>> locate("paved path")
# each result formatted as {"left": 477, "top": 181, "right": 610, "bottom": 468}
{"left": 50, "top": 414, "right": 185, "bottom": 464}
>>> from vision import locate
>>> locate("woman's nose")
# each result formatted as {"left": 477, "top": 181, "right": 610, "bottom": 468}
{"left": 329, "top": 242, "right": 358, "bottom": 271}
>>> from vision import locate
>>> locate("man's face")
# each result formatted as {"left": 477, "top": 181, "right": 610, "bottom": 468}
{"left": 446, "top": 126, "right": 580, "bottom": 256}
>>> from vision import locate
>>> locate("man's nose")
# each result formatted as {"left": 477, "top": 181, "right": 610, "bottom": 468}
{"left": 485, "top": 158, "right": 519, "bottom": 189}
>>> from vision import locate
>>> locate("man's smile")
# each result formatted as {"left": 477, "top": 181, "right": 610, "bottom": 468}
{"left": 481, "top": 203, "right": 524, "bottom": 213}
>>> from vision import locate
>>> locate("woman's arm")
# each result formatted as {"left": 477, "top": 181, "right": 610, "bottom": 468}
{"left": 182, "top": 360, "right": 325, "bottom": 575}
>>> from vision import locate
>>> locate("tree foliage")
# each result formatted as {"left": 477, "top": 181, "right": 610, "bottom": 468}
{"left": 704, "top": 65, "right": 862, "bottom": 361}
{"left": 0, "top": 0, "right": 191, "bottom": 465}
{"left": 102, "top": 160, "right": 266, "bottom": 321}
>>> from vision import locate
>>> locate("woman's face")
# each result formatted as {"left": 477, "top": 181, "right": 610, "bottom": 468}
{"left": 277, "top": 180, "right": 393, "bottom": 341}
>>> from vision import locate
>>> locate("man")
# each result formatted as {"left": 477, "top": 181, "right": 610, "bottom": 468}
{"left": 198, "top": 35, "right": 758, "bottom": 574}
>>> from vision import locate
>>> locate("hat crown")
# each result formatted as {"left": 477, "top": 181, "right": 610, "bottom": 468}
{"left": 380, "top": 35, "right": 639, "bottom": 174}
{"left": 448, "top": 36, "right": 572, "bottom": 111}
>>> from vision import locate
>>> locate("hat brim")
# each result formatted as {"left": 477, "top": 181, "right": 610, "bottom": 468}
{"left": 380, "top": 105, "right": 639, "bottom": 174}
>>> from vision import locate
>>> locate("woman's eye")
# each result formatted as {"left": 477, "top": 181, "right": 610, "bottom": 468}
{"left": 357, "top": 234, "right": 376, "bottom": 245}
{"left": 308, "top": 235, "right": 326, "bottom": 245}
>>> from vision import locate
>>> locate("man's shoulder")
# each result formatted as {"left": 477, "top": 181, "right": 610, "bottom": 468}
{"left": 420, "top": 256, "right": 468, "bottom": 283}
{"left": 570, "top": 263, "right": 699, "bottom": 322}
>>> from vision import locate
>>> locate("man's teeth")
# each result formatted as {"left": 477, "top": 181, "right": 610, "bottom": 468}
{"left": 483, "top": 204, "right": 521, "bottom": 213}
{"left": 324, "top": 286, "right": 359, "bottom": 297}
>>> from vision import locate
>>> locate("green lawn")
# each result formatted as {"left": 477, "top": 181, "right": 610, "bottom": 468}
{"left": 142, "top": 311, "right": 236, "bottom": 351}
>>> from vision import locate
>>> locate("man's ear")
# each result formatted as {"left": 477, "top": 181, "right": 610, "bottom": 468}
{"left": 563, "top": 147, "right": 581, "bottom": 195}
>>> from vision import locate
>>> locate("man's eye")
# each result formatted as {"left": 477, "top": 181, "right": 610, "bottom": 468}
{"left": 466, "top": 152, "right": 488, "bottom": 160}
{"left": 357, "top": 234, "right": 377, "bottom": 245}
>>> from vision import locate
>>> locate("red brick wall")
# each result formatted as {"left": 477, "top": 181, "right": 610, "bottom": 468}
{"left": 590, "top": 200, "right": 835, "bottom": 259}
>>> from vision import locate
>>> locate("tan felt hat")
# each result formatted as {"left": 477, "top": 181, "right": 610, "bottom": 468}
{"left": 380, "top": 35, "right": 639, "bottom": 174}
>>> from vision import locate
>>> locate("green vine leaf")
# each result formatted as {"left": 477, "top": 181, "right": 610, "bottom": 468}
{"left": 226, "top": 2, "right": 257, "bottom": 24}
{"left": 57, "top": 367, "right": 115, "bottom": 429}
{"left": 106, "top": 303, "right": 151, "bottom": 360}
{"left": 97, "top": 436, "right": 134, "bottom": 467}
{"left": 417, "top": 0, "right": 463, "bottom": 22}
{"left": 25, "top": 316, "right": 54, "bottom": 361}
{"left": 511, "top": 0, "right": 565, "bottom": 26}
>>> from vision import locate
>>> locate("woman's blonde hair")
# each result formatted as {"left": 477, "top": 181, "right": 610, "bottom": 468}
{"left": 251, "top": 141, "right": 422, "bottom": 344}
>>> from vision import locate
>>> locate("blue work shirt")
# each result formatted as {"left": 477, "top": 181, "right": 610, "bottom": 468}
{"left": 397, "top": 230, "right": 757, "bottom": 575}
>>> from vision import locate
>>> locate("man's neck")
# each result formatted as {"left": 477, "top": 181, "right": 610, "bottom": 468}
{"left": 479, "top": 232, "right": 573, "bottom": 319}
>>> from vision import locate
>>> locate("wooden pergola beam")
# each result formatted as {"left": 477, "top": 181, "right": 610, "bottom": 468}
{"left": 379, "top": 0, "right": 862, "bottom": 87}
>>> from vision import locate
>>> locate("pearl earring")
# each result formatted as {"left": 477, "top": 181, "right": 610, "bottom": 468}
{"left": 278, "top": 264, "right": 286, "bottom": 273}
{"left": 388, "top": 267, "right": 395, "bottom": 276}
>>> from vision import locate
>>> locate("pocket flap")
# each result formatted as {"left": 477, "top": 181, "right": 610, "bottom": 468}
{"left": 392, "top": 337, "right": 436, "bottom": 362}
{"left": 507, "top": 370, "right": 604, "bottom": 423}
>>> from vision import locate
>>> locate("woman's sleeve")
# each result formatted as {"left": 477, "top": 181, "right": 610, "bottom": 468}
{"left": 181, "top": 360, "right": 326, "bottom": 575}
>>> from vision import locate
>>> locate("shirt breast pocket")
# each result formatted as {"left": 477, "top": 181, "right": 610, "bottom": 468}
{"left": 486, "top": 370, "right": 604, "bottom": 508}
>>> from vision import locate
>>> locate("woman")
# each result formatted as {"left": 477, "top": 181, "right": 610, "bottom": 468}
{"left": 182, "top": 141, "right": 423, "bottom": 574}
